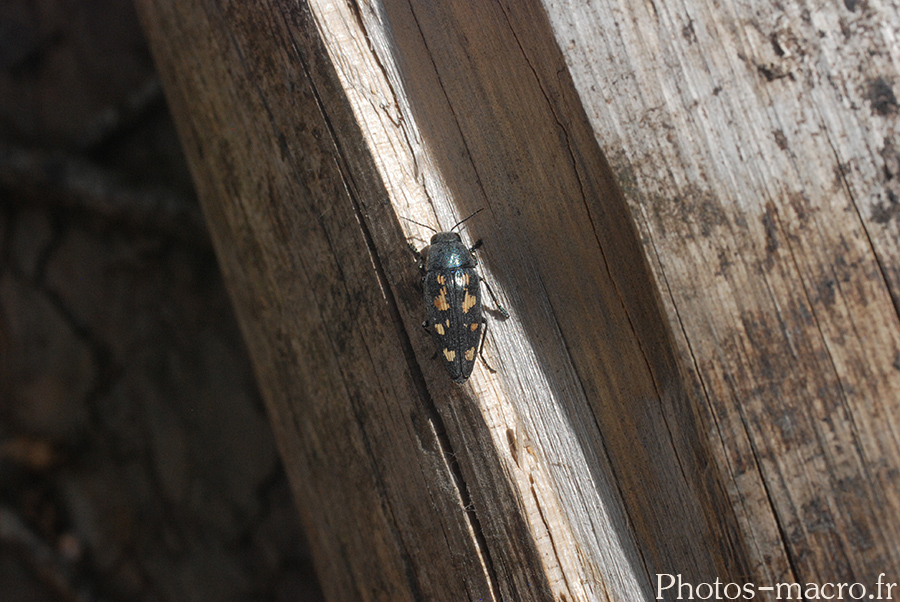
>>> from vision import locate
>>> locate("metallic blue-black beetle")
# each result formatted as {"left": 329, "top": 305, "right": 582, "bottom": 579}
{"left": 407, "top": 210, "right": 508, "bottom": 383}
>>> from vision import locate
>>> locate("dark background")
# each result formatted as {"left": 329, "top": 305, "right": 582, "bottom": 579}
{"left": 0, "top": 1, "right": 325, "bottom": 600}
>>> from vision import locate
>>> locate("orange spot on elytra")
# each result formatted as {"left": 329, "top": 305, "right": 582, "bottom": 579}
{"left": 462, "top": 290, "right": 477, "bottom": 313}
{"left": 434, "top": 287, "right": 450, "bottom": 311}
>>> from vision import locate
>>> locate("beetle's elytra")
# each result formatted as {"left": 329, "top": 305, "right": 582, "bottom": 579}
{"left": 407, "top": 211, "right": 507, "bottom": 383}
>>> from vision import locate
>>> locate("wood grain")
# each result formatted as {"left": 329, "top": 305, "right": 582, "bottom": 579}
{"left": 543, "top": 0, "right": 900, "bottom": 589}
{"left": 303, "top": 0, "right": 749, "bottom": 597}
{"left": 134, "top": 0, "right": 900, "bottom": 599}
{"left": 136, "top": 3, "right": 507, "bottom": 600}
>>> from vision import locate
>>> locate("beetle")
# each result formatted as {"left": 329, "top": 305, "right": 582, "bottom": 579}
{"left": 406, "top": 210, "right": 508, "bottom": 383}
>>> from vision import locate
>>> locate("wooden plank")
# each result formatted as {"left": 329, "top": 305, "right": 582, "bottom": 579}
{"left": 305, "top": 1, "right": 666, "bottom": 599}
{"left": 135, "top": 3, "right": 507, "bottom": 601}
{"left": 136, "top": 0, "right": 769, "bottom": 599}
{"left": 542, "top": 0, "right": 900, "bottom": 589}
{"left": 358, "top": 0, "right": 757, "bottom": 589}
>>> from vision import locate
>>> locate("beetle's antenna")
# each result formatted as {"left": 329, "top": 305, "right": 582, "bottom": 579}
{"left": 451, "top": 208, "right": 484, "bottom": 232}
{"left": 400, "top": 216, "right": 438, "bottom": 233}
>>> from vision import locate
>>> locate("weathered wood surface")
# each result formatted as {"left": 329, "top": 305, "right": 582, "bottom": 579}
{"left": 543, "top": 0, "right": 900, "bottom": 592}
{"left": 137, "top": 0, "right": 899, "bottom": 599}
{"left": 302, "top": 0, "right": 738, "bottom": 598}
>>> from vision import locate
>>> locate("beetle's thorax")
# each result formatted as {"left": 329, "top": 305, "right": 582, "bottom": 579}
{"left": 425, "top": 234, "right": 476, "bottom": 270}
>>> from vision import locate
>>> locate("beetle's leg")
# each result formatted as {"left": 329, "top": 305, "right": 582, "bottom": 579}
{"left": 478, "top": 317, "right": 498, "bottom": 374}
{"left": 408, "top": 243, "right": 426, "bottom": 272}
{"left": 481, "top": 278, "right": 510, "bottom": 318}
{"left": 469, "top": 240, "right": 483, "bottom": 267}
{"left": 469, "top": 238, "right": 484, "bottom": 265}
{"left": 421, "top": 320, "right": 438, "bottom": 360}
{"left": 469, "top": 241, "right": 510, "bottom": 318}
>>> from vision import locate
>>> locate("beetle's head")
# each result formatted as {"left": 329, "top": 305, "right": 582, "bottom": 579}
{"left": 430, "top": 232, "right": 462, "bottom": 244}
